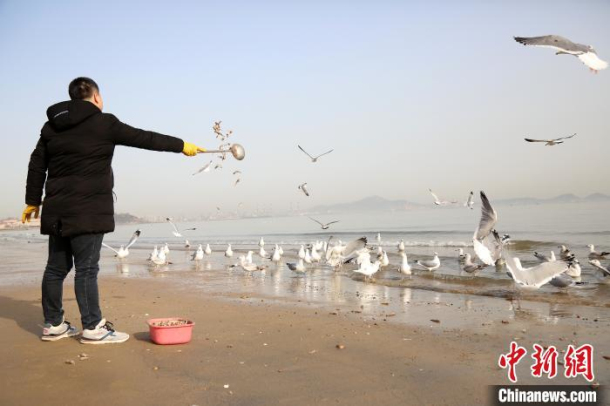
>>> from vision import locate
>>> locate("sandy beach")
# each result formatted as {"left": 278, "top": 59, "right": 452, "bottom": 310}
{"left": 1, "top": 264, "right": 608, "bottom": 406}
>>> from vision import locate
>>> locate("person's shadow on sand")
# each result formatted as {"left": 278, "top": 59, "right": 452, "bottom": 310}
{"left": 0, "top": 295, "right": 67, "bottom": 337}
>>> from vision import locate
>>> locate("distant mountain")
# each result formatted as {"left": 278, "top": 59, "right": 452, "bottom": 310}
{"left": 114, "top": 213, "right": 142, "bottom": 224}
{"left": 308, "top": 196, "right": 421, "bottom": 214}
{"left": 496, "top": 193, "right": 610, "bottom": 206}
{"left": 306, "top": 193, "right": 610, "bottom": 213}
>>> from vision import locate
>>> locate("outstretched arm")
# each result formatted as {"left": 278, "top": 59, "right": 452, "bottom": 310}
{"left": 110, "top": 115, "right": 185, "bottom": 152}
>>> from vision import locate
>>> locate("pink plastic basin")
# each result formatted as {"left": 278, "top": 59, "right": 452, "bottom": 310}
{"left": 147, "top": 318, "right": 195, "bottom": 345}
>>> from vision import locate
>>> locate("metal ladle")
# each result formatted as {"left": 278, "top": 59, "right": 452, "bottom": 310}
{"left": 199, "top": 143, "right": 245, "bottom": 160}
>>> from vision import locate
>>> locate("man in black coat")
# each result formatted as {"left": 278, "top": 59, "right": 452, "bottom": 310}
{"left": 22, "top": 77, "right": 205, "bottom": 344}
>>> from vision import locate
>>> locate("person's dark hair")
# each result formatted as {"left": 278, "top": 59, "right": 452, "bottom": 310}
{"left": 68, "top": 77, "right": 100, "bottom": 100}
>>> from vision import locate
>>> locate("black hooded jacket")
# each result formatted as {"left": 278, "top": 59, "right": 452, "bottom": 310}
{"left": 26, "top": 100, "right": 184, "bottom": 236}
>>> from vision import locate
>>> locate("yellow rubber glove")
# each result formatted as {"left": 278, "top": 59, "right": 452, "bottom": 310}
{"left": 22, "top": 205, "right": 40, "bottom": 224}
{"left": 182, "top": 142, "right": 206, "bottom": 157}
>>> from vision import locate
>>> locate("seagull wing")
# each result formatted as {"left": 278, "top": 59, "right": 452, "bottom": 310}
{"left": 301, "top": 184, "right": 310, "bottom": 196}
{"left": 126, "top": 229, "right": 141, "bottom": 249}
{"left": 428, "top": 189, "right": 440, "bottom": 203}
{"left": 524, "top": 138, "right": 550, "bottom": 143}
{"left": 589, "top": 260, "right": 610, "bottom": 276}
{"left": 514, "top": 35, "right": 578, "bottom": 52}
{"left": 325, "top": 220, "right": 340, "bottom": 226}
{"left": 192, "top": 160, "right": 212, "bottom": 175}
{"left": 166, "top": 218, "right": 181, "bottom": 234}
{"left": 313, "top": 149, "right": 334, "bottom": 159}
{"left": 577, "top": 52, "right": 609, "bottom": 71}
{"left": 102, "top": 243, "right": 119, "bottom": 255}
{"left": 298, "top": 145, "right": 315, "bottom": 160}
{"left": 554, "top": 133, "right": 576, "bottom": 142}
{"left": 465, "top": 191, "right": 474, "bottom": 206}
{"left": 506, "top": 256, "right": 569, "bottom": 288}
{"left": 474, "top": 191, "right": 497, "bottom": 240}
{"left": 308, "top": 217, "right": 324, "bottom": 227}
{"left": 342, "top": 237, "right": 368, "bottom": 257}
{"left": 473, "top": 238, "right": 494, "bottom": 266}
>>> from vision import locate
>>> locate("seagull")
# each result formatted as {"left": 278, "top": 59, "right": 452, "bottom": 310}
{"left": 505, "top": 255, "right": 570, "bottom": 289}
{"left": 587, "top": 244, "right": 609, "bottom": 260}
{"left": 462, "top": 254, "right": 487, "bottom": 274}
{"left": 534, "top": 251, "right": 556, "bottom": 262}
{"left": 464, "top": 191, "right": 474, "bottom": 210}
{"left": 297, "top": 145, "right": 334, "bottom": 163}
{"left": 378, "top": 250, "right": 390, "bottom": 267}
{"left": 429, "top": 189, "right": 457, "bottom": 206}
{"left": 148, "top": 245, "right": 159, "bottom": 262}
{"left": 397, "top": 240, "right": 405, "bottom": 252}
{"left": 456, "top": 248, "right": 466, "bottom": 263}
{"left": 272, "top": 245, "right": 281, "bottom": 262}
{"left": 234, "top": 255, "right": 266, "bottom": 272}
{"left": 234, "top": 178, "right": 241, "bottom": 187}
{"left": 398, "top": 252, "right": 411, "bottom": 275}
{"left": 151, "top": 248, "right": 169, "bottom": 266}
{"left": 184, "top": 240, "right": 191, "bottom": 249}
{"left": 166, "top": 218, "right": 196, "bottom": 238}
{"left": 353, "top": 259, "right": 381, "bottom": 282}
{"left": 514, "top": 35, "right": 608, "bottom": 73}
{"left": 326, "top": 237, "right": 368, "bottom": 267}
{"left": 298, "top": 183, "right": 310, "bottom": 197}
{"left": 589, "top": 260, "right": 610, "bottom": 283}
{"left": 376, "top": 233, "right": 381, "bottom": 245}
{"left": 245, "top": 251, "right": 254, "bottom": 264}
{"left": 308, "top": 217, "right": 339, "bottom": 230}
{"left": 192, "top": 160, "right": 213, "bottom": 175}
{"left": 233, "top": 170, "right": 241, "bottom": 176}
{"left": 191, "top": 245, "right": 204, "bottom": 261}
{"left": 416, "top": 253, "right": 440, "bottom": 271}
{"left": 259, "top": 246, "right": 267, "bottom": 258}
{"left": 162, "top": 243, "right": 170, "bottom": 255}
{"left": 472, "top": 191, "right": 504, "bottom": 266}
{"left": 298, "top": 245, "right": 306, "bottom": 260}
{"left": 524, "top": 133, "right": 576, "bottom": 146}
{"left": 559, "top": 245, "right": 575, "bottom": 261}
{"left": 258, "top": 237, "right": 265, "bottom": 247}
{"left": 102, "top": 229, "right": 141, "bottom": 259}
{"left": 311, "top": 247, "right": 322, "bottom": 263}
{"left": 304, "top": 249, "right": 312, "bottom": 264}
{"left": 287, "top": 259, "right": 306, "bottom": 274}
{"left": 204, "top": 244, "right": 212, "bottom": 255}
{"left": 566, "top": 259, "right": 582, "bottom": 278}
{"left": 225, "top": 244, "right": 233, "bottom": 258}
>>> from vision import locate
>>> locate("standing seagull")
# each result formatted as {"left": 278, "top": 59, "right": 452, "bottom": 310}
{"left": 298, "top": 183, "right": 310, "bottom": 197}
{"left": 416, "top": 253, "right": 441, "bottom": 271}
{"left": 102, "top": 229, "right": 141, "bottom": 259}
{"left": 398, "top": 253, "right": 412, "bottom": 275}
{"left": 297, "top": 145, "right": 334, "bottom": 163}
{"left": 524, "top": 133, "right": 576, "bottom": 146}
{"left": 514, "top": 35, "right": 608, "bottom": 73}
{"left": 308, "top": 217, "right": 339, "bottom": 230}
{"left": 462, "top": 254, "right": 487, "bottom": 274}
{"left": 587, "top": 244, "right": 609, "bottom": 260}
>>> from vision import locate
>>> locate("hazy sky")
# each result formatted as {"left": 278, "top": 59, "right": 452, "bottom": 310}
{"left": 1, "top": 0, "right": 609, "bottom": 218}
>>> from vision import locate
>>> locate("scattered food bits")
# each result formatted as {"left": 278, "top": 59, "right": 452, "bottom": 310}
{"left": 151, "top": 319, "right": 190, "bottom": 327}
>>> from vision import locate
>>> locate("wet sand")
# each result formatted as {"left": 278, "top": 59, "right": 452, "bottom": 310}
{"left": 1, "top": 273, "right": 609, "bottom": 406}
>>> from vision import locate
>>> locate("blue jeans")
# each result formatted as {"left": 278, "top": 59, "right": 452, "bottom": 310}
{"left": 42, "top": 233, "right": 104, "bottom": 330}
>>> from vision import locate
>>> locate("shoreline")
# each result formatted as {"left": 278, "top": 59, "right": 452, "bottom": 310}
{"left": 0, "top": 274, "right": 608, "bottom": 406}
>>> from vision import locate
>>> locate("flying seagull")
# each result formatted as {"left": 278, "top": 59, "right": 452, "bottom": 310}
{"left": 514, "top": 35, "right": 608, "bottom": 73}
{"left": 472, "top": 191, "right": 504, "bottom": 266}
{"left": 102, "top": 229, "right": 141, "bottom": 259}
{"left": 298, "top": 145, "right": 334, "bottom": 163}
{"left": 429, "top": 189, "right": 457, "bottom": 206}
{"left": 308, "top": 217, "right": 339, "bottom": 230}
{"left": 464, "top": 191, "right": 474, "bottom": 209}
{"left": 166, "top": 218, "right": 196, "bottom": 238}
{"left": 505, "top": 255, "right": 569, "bottom": 289}
{"left": 524, "top": 133, "right": 575, "bottom": 146}
{"left": 298, "top": 183, "right": 310, "bottom": 197}
{"left": 192, "top": 160, "right": 213, "bottom": 175}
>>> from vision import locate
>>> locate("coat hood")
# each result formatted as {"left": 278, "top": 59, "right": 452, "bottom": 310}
{"left": 46, "top": 100, "right": 101, "bottom": 131}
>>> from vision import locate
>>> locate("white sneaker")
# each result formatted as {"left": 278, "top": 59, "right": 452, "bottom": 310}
{"left": 80, "top": 319, "right": 129, "bottom": 345}
{"left": 41, "top": 319, "right": 79, "bottom": 341}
